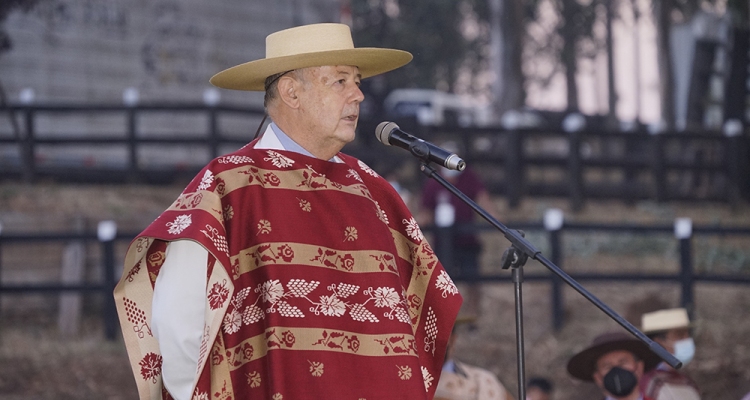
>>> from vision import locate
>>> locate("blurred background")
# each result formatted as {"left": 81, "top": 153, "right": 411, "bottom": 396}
{"left": 0, "top": 0, "right": 748, "bottom": 399}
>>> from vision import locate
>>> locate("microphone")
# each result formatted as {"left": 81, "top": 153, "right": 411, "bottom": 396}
{"left": 375, "top": 121, "right": 466, "bottom": 171}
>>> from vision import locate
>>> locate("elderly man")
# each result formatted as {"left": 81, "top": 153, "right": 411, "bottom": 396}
{"left": 567, "top": 331, "right": 661, "bottom": 400}
{"left": 115, "top": 23, "right": 462, "bottom": 400}
{"left": 640, "top": 308, "right": 701, "bottom": 400}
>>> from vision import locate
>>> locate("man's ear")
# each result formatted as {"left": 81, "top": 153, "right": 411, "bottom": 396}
{"left": 277, "top": 75, "right": 300, "bottom": 109}
{"left": 592, "top": 371, "right": 603, "bottom": 387}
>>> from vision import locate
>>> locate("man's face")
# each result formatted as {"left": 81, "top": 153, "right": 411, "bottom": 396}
{"left": 525, "top": 387, "right": 550, "bottom": 400}
{"left": 655, "top": 327, "right": 691, "bottom": 354}
{"left": 592, "top": 350, "right": 644, "bottom": 395}
{"left": 296, "top": 65, "right": 364, "bottom": 149}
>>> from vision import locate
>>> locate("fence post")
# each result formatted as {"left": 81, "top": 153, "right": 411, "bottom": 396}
{"left": 723, "top": 120, "right": 743, "bottom": 208}
{"left": 505, "top": 130, "right": 523, "bottom": 208}
{"left": 0, "top": 221, "right": 3, "bottom": 315}
{"left": 675, "top": 217, "right": 694, "bottom": 316}
{"left": 563, "top": 114, "right": 585, "bottom": 211}
{"left": 123, "top": 88, "right": 139, "bottom": 182}
{"left": 434, "top": 192, "right": 456, "bottom": 276}
{"left": 22, "top": 107, "right": 36, "bottom": 182}
{"left": 545, "top": 208, "right": 565, "bottom": 331}
{"left": 98, "top": 220, "right": 118, "bottom": 340}
{"left": 650, "top": 130, "right": 666, "bottom": 202}
{"left": 204, "top": 88, "right": 221, "bottom": 159}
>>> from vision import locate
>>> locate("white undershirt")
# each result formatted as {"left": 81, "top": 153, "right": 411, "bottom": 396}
{"left": 152, "top": 124, "right": 339, "bottom": 399}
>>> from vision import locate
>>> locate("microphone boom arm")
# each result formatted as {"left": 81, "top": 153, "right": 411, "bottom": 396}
{"left": 418, "top": 162, "right": 680, "bottom": 399}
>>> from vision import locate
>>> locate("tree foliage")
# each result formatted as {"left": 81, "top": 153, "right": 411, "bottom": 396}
{"left": 350, "top": 0, "right": 490, "bottom": 94}
{"left": 0, "top": 0, "right": 40, "bottom": 55}
{"left": 524, "top": 0, "right": 603, "bottom": 111}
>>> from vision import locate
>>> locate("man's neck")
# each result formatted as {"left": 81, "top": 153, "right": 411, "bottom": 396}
{"left": 270, "top": 115, "right": 344, "bottom": 160}
{"left": 258, "top": 123, "right": 342, "bottom": 163}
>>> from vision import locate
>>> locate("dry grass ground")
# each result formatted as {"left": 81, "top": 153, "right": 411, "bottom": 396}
{"left": 1, "top": 182, "right": 749, "bottom": 399}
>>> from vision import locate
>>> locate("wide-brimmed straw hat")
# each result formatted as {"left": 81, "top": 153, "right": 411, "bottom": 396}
{"left": 641, "top": 308, "right": 691, "bottom": 334}
{"left": 210, "top": 23, "right": 413, "bottom": 91}
{"left": 566, "top": 331, "right": 662, "bottom": 381}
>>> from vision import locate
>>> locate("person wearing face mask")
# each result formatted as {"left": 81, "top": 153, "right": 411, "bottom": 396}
{"left": 639, "top": 308, "right": 701, "bottom": 400}
{"left": 567, "top": 331, "right": 662, "bottom": 400}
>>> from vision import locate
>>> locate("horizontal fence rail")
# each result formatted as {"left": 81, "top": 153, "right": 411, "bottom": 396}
{"left": 423, "top": 213, "right": 750, "bottom": 331}
{"left": 0, "top": 222, "right": 139, "bottom": 340}
{"left": 1, "top": 103, "right": 748, "bottom": 207}
{"left": 1, "top": 217, "right": 749, "bottom": 339}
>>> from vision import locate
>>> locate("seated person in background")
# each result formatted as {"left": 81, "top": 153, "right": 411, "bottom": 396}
{"left": 419, "top": 141, "right": 496, "bottom": 315}
{"left": 640, "top": 308, "right": 701, "bottom": 400}
{"left": 567, "top": 331, "right": 661, "bottom": 400}
{"left": 526, "top": 376, "right": 553, "bottom": 400}
{"left": 435, "top": 317, "right": 514, "bottom": 400}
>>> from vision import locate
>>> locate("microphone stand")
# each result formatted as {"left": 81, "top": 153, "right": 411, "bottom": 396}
{"left": 419, "top": 162, "right": 681, "bottom": 400}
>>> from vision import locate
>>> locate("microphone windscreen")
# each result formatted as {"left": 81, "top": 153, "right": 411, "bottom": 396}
{"left": 375, "top": 121, "right": 398, "bottom": 145}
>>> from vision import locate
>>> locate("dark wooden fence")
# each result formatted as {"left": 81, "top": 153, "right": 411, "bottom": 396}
{"left": 1, "top": 103, "right": 748, "bottom": 209}
{"left": 0, "top": 218, "right": 748, "bottom": 339}
{"left": 423, "top": 215, "right": 750, "bottom": 330}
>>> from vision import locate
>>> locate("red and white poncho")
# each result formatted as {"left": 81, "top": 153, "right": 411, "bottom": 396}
{"left": 115, "top": 138, "right": 462, "bottom": 399}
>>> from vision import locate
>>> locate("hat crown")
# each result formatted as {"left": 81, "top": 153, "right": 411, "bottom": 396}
{"left": 641, "top": 308, "right": 690, "bottom": 333}
{"left": 266, "top": 23, "right": 355, "bottom": 59}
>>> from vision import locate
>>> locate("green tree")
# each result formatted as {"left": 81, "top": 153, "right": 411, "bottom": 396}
{"left": 0, "top": 0, "right": 40, "bottom": 55}
{"left": 0, "top": 0, "right": 40, "bottom": 139}
{"left": 524, "top": 0, "right": 602, "bottom": 112}
{"left": 350, "top": 0, "right": 490, "bottom": 93}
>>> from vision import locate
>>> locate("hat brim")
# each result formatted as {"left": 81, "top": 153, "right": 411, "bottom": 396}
{"left": 210, "top": 48, "right": 413, "bottom": 91}
{"left": 566, "top": 339, "right": 662, "bottom": 381}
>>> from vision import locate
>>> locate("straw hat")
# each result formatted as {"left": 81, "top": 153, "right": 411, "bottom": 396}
{"left": 641, "top": 308, "right": 691, "bottom": 334}
{"left": 566, "top": 331, "right": 662, "bottom": 381}
{"left": 210, "top": 23, "right": 413, "bottom": 91}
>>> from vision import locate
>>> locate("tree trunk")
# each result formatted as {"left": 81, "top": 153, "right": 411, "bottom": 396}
{"left": 654, "top": 0, "right": 675, "bottom": 129}
{"left": 605, "top": 1, "right": 618, "bottom": 122}
{"left": 490, "top": 0, "right": 526, "bottom": 116}
{"left": 561, "top": 0, "right": 579, "bottom": 112}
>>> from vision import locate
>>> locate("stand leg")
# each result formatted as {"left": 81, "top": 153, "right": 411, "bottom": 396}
{"left": 512, "top": 267, "right": 526, "bottom": 400}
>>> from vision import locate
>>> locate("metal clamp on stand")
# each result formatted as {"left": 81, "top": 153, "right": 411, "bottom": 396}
{"left": 500, "top": 231, "right": 529, "bottom": 400}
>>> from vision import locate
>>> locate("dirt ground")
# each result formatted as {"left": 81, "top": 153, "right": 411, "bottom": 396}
{"left": 1, "top": 182, "right": 749, "bottom": 399}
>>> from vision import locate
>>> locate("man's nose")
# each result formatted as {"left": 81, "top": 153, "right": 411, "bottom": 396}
{"left": 351, "top": 85, "right": 365, "bottom": 103}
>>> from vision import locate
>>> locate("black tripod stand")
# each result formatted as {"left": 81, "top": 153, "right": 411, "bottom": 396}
{"left": 419, "top": 162, "right": 681, "bottom": 400}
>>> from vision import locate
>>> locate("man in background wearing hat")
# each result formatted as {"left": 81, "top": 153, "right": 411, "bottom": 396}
{"left": 640, "top": 308, "right": 701, "bottom": 400}
{"left": 114, "top": 23, "right": 462, "bottom": 400}
{"left": 567, "top": 331, "right": 662, "bottom": 400}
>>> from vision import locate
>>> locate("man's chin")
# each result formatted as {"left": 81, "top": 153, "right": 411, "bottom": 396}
{"left": 337, "top": 128, "right": 357, "bottom": 144}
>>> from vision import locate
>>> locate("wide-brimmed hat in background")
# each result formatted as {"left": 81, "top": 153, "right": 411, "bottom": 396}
{"left": 566, "top": 331, "right": 662, "bottom": 381}
{"left": 210, "top": 23, "right": 413, "bottom": 91}
{"left": 641, "top": 307, "right": 691, "bottom": 334}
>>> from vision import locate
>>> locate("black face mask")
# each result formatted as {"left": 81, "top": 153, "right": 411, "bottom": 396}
{"left": 603, "top": 366, "right": 638, "bottom": 397}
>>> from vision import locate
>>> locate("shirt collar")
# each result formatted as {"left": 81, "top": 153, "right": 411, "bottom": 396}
{"left": 256, "top": 122, "right": 342, "bottom": 163}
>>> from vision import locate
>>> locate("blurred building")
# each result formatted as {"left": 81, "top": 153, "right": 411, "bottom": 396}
{"left": 0, "top": 0, "right": 342, "bottom": 170}
{"left": 1, "top": 0, "right": 342, "bottom": 105}
{"left": 671, "top": 10, "right": 749, "bottom": 131}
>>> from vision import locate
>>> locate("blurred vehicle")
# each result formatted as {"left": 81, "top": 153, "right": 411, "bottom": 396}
{"left": 383, "top": 89, "right": 494, "bottom": 127}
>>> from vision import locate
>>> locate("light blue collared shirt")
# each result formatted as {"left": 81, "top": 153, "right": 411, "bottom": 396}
{"left": 269, "top": 122, "right": 316, "bottom": 158}
{"left": 266, "top": 122, "right": 342, "bottom": 163}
